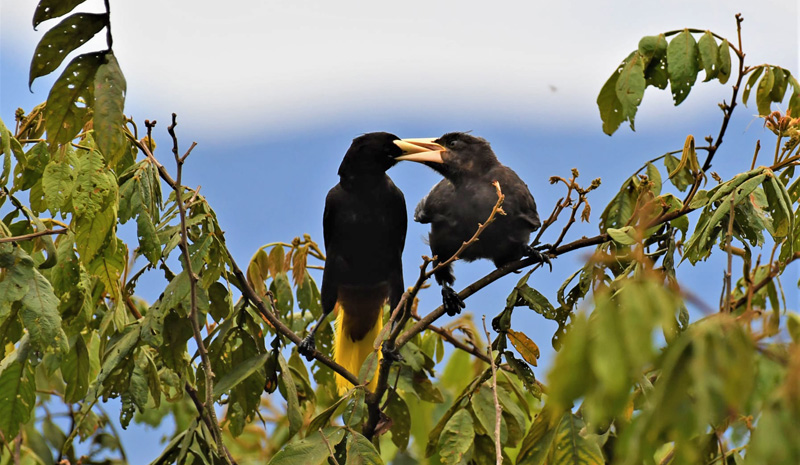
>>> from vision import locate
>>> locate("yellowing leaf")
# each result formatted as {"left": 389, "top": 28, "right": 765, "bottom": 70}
{"left": 508, "top": 329, "right": 540, "bottom": 367}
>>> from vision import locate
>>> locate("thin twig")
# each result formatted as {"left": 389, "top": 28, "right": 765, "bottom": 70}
{"left": 701, "top": 13, "right": 747, "bottom": 171}
{"left": 166, "top": 114, "right": 233, "bottom": 465}
{"left": 365, "top": 182, "right": 506, "bottom": 438}
{"left": 0, "top": 227, "right": 67, "bottom": 243}
{"left": 482, "top": 316, "right": 503, "bottom": 465}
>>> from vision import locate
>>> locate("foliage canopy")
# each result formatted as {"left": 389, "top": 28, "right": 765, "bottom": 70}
{"left": 1, "top": 5, "right": 799, "bottom": 465}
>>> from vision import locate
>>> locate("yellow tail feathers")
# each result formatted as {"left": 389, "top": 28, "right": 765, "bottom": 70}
{"left": 333, "top": 304, "right": 383, "bottom": 394}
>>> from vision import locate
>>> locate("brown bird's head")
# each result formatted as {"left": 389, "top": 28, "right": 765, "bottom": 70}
{"left": 338, "top": 132, "right": 404, "bottom": 188}
{"left": 394, "top": 132, "right": 499, "bottom": 180}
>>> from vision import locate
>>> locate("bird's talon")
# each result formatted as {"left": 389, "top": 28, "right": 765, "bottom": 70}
{"left": 442, "top": 286, "right": 465, "bottom": 316}
{"left": 524, "top": 244, "right": 553, "bottom": 271}
{"left": 298, "top": 336, "right": 316, "bottom": 361}
{"left": 381, "top": 344, "right": 403, "bottom": 363}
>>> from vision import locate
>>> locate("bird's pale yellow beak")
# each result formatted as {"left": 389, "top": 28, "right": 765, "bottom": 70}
{"left": 393, "top": 138, "right": 445, "bottom": 164}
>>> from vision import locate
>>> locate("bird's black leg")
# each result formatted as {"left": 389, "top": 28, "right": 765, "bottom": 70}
{"left": 298, "top": 311, "right": 330, "bottom": 361}
{"left": 523, "top": 243, "right": 553, "bottom": 271}
{"left": 441, "top": 283, "right": 465, "bottom": 316}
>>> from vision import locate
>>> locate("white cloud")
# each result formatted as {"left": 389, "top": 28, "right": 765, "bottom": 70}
{"left": 2, "top": 0, "right": 797, "bottom": 135}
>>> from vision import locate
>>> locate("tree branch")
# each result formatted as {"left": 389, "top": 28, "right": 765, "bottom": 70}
{"left": 166, "top": 114, "right": 234, "bottom": 465}
{"left": 0, "top": 227, "right": 67, "bottom": 244}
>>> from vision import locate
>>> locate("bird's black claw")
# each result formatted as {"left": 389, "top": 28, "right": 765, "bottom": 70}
{"left": 524, "top": 243, "right": 553, "bottom": 271}
{"left": 442, "top": 286, "right": 465, "bottom": 316}
{"left": 381, "top": 343, "right": 403, "bottom": 363}
{"left": 298, "top": 335, "right": 316, "bottom": 361}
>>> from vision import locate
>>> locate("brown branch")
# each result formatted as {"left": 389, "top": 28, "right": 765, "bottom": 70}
{"left": 132, "top": 117, "right": 359, "bottom": 389}
{"left": 0, "top": 227, "right": 67, "bottom": 244}
{"left": 365, "top": 182, "right": 506, "bottom": 438}
{"left": 701, "top": 13, "right": 747, "bottom": 172}
{"left": 482, "top": 316, "right": 503, "bottom": 465}
{"left": 166, "top": 114, "right": 233, "bottom": 465}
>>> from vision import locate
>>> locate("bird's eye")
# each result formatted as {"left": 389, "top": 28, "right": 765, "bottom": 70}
{"left": 448, "top": 140, "right": 458, "bottom": 149}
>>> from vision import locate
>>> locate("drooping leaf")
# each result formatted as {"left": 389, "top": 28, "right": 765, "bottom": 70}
{"left": 717, "top": 39, "right": 732, "bottom": 84}
{"left": 438, "top": 409, "right": 474, "bottom": 465}
{"left": 213, "top": 352, "right": 269, "bottom": 400}
{"left": 666, "top": 29, "right": 699, "bottom": 105}
{"left": 507, "top": 329, "right": 539, "bottom": 366}
{"left": 267, "top": 427, "right": 345, "bottom": 465}
{"left": 33, "top": 0, "right": 89, "bottom": 28}
{"left": 93, "top": 52, "right": 127, "bottom": 165}
{"left": 277, "top": 353, "right": 302, "bottom": 439}
{"left": 615, "top": 51, "right": 646, "bottom": 130}
{"left": 42, "top": 159, "right": 75, "bottom": 213}
{"left": 386, "top": 389, "right": 411, "bottom": 451}
{"left": 756, "top": 66, "right": 776, "bottom": 116}
{"left": 0, "top": 344, "right": 36, "bottom": 441}
{"left": 62, "top": 334, "right": 90, "bottom": 403}
{"left": 29, "top": 13, "right": 107, "bottom": 87}
{"left": 697, "top": 31, "right": 718, "bottom": 82}
{"left": 742, "top": 65, "right": 765, "bottom": 107}
{"left": 45, "top": 52, "right": 104, "bottom": 147}
{"left": 345, "top": 432, "right": 385, "bottom": 465}
{"left": 597, "top": 54, "right": 631, "bottom": 135}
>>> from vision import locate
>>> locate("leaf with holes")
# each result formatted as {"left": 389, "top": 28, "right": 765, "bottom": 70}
{"left": 45, "top": 52, "right": 104, "bottom": 147}
{"left": 33, "top": 0, "right": 89, "bottom": 28}
{"left": 29, "top": 13, "right": 107, "bottom": 87}
{"left": 666, "top": 29, "right": 699, "bottom": 105}
{"left": 697, "top": 31, "right": 718, "bottom": 82}
{"left": 93, "top": 52, "right": 127, "bottom": 166}
{"left": 508, "top": 329, "right": 540, "bottom": 366}
{"left": 438, "top": 409, "right": 474, "bottom": 465}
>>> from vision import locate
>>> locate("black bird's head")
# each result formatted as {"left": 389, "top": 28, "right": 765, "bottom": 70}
{"left": 394, "top": 132, "right": 499, "bottom": 180}
{"left": 337, "top": 132, "right": 404, "bottom": 189}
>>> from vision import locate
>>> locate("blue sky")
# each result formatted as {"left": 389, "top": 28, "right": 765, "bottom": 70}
{"left": 1, "top": 0, "right": 798, "bottom": 463}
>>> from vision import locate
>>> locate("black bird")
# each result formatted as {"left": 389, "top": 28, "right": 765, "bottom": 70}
{"left": 298, "top": 132, "right": 407, "bottom": 393}
{"left": 395, "top": 132, "right": 544, "bottom": 316}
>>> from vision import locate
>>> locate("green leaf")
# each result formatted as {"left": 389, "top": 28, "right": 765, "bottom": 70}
{"left": 345, "top": 432, "right": 385, "bottom": 465}
{"left": 29, "top": 13, "right": 107, "bottom": 87}
{"left": 42, "top": 159, "right": 75, "bottom": 213}
{"left": 770, "top": 68, "right": 789, "bottom": 102}
{"left": 213, "top": 352, "right": 269, "bottom": 399}
{"left": 267, "top": 427, "right": 345, "bottom": 465}
{"left": 62, "top": 334, "right": 90, "bottom": 403}
{"left": 666, "top": 29, "right": 699, "bottom": 105}
{"left": 343, "top": 387, "right": 367, "bottom": 428}
{"left": 742, "top": 65, "right": 765, "bottom": 107}
{"left": 93, "top": 52, "right": 127, "bottom": 165}
{"left": 615, "top": 51, "right": 646, "bottom": 130}
{"left": 64, "top": 325, "right": 140, "bottom": 451}
{"left": 607, "top": 226, "right": 637, "bottom": 245}
{"left": 86, "top": 237, "right": 125, "bottom": 304}
{"left": 438, "top": 409, "right": 474, "bottom": 465}
{"left": 45, "top": 52, "right": 104, "bottom": 147}
{"left": 386, "top": 389, "right": 411, "bottom": 451}
{"left": 697, "top": 31, "right": 718, "bottom": 82}
{"left": 278, "top": 353, "right": 302, "bottom": 440}
{"left": 717, "top": 39, "right": 732, "bottom": 84}
{"left": 0, "top": 119, "right": 13, "bottom": 188}
{"left": 471, "top": 385, "right": 506, "bottom": 444}
{"left": 358, "top": 351, "right": 379, "bottom": 387}
{"left": 597, "top": 56, "right": 628, "bottom": 135}
{"left": 637, "top": 34, "right": 667, "bottom": 68}
{"left": 33, "top": 0, "right": 89, "bottom": 28}
{"left": 5, "top": 248, "right": 65, "bottom": 352}
{"left": 308, "top": 394, "right": 348, "bottom": 433}
{"left": 549, "top": 413, "right": 604, "bottom": 465}
{"left": 762, "top": 172, "right": 793, "bottom": 238}
{"left": 0, "top": 346, "right": 36, "bottom": 441}
{"left": 756, "top": 66, "right": 776, "bottom": 116}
